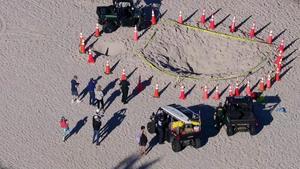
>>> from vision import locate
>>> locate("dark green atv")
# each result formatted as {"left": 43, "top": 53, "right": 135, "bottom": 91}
{"left": 96, "top": 0, "right": 145, "bottom": 33}
{"left": 214, "top": 96, "right": 258, "bottom": 136}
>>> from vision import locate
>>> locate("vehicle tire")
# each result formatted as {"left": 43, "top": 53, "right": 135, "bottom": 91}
{"left": 249, "top": 125, "right": 256, "bottom": 135}
{"left": 172, "top": 140, "right": 182, "bottom": 152}
{"left": 147, "top": 121, "right": 156, "bottom": 134}
{"left": 226, "top": 125, "right": 234, "bottom": 136}
{"left": 192, "top": 138, "right": 202, "bottom": 149}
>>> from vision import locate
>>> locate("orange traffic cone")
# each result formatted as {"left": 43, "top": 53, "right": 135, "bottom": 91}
{"left": 209, "top": 15, "right": 215, "bottom": 30}
{"left": 179, "top": 85, "right": 186, "bottom": 100}
{"left": 178, "top": 11, "right": 183, "bottom": 24}
{"left": 275, "top": 50, "right": 283, "bottom": 65}
{"left": 105, "top": 61, "right": 111, "bottom": 75}
{"left": 200, "top": 9, "right": 206, "bottom": 25}
{"left": 267, "top": 74, "right": 272, "bottom": 89}
{"left": 246, "top": 80, "right": 252, "bottom": 96}
{"left": 80, "top": 39, "right": 86, "bottom": 54}
{"left": 137, "top": 75, "right": 143, "bottom": 93}
{"left": 151, "top": 9, "right": 157, "bottom": 25}
{"left": 249, "top": 22, "right": 255, "bottom": 39}
{"left": 275, "top": 67, "right": 280, "bottom": 81}
{"left": 259, "top": 77, "right": 265, "bottom": 92}
{"left": 87, "top": 49, "right": 95, "bottom": 64}
{"left": 203, "top": 85, "right": 209, "bottom": 100}
{"left": 278, "top": 58, "right": 282, "bottom": 72}
{"left": 95, "top": 23, "right": 101, "bottom": 37}
{"left": 79, "top": 32, "right": 84, "bottom": 45}
{"left": 121, "top": 69, "right": 127, "bottom": 81}
{"left": 213, "top": 86, "right": 220, "bottom": 100}
{"left": 230, "top": 16, "right": 236, "bottom": 33}
{"left": 229, "top": 85, "right": 234, "bottom": 97}
{"left": 133, "top": 25, "right": 138, "bottom": 42}
{"left": 154, "top": 84, "right": 160, "bottom": 98}
{"left": 279, "top": 39, "right": 285, "bottom": 53}
{"left": 267, "top": 30, "right": 273, "bottom": 44}
{"left": 235, "top": 81, "right": 240, "bottom": 96}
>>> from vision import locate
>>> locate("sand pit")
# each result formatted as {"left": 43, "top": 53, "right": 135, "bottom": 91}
{"left": 0, "top": 0, "right": 300, "bottom": 169}
{"left": 143, "top": 22, "right": 273, "bottom": 77}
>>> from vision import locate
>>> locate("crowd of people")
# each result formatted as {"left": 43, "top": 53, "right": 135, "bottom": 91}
{"left": 59, "top": 75, "right": 149, "bottom": 155}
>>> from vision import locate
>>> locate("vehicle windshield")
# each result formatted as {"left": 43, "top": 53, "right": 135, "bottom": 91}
{"left": 169, "top": 104, "right": 200, "bottom": 121}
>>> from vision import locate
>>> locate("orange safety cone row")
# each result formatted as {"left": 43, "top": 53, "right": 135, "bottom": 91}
{"left": 229, "top": 84, "right": 234, "bottom": 97}
{"left": 137, "top": 75, "right": 144, "bottom": 93}
{"left": 133, "top": 25, "right": 138, "bottom": 42}
{"left": 230, "top": 16, "right": 236, "bottom": 33}
{"left": 151, "top": 9, "right": 157, "bottom": 25}
{"left": 249, "top": 22, "right": 255, "bottom": 39}
{"left": 80, "top": 39, "right": 86, "bottom": 54}
{"left": 179, "top": 85, "right": 186, "bottom": 100}
{"left": 95, "top": 23, "right": 101, "bottom": 37}
{"left": 213, "top": 86, "right": 220, "bottom": 100}
{"left": 105, "top": 61, "right": 111, "bottom": 74}
{"left": 267, "top": 74, "right": 272, "bottom": 89}
{"left": 275, "top": 67, "right": 280, "bottom": 81}
{"left": 235, "top": 81, "right": 240, "bottom": 96}
{"left": 246, "top": 80, "right": 252, "bottom": 96}
{"left": 267, "top": 30, "right": 273, "bottom": 44}
{"left": 259, "top": 77, "right": 265, "bottom": 92}
{"left": 121, "top": 69, "right": 127, "bottom": 81}
{"left": 87, "top": 48, "right": 95, "bottom": 64}
{"left": 209, "top": 15, "right": 215, "bottom": 30}
{"left": 178, "top": 11, "right": 183, "bottom": 24}
{"left": 154, "top": 84, "right": 160, "bottom": 98}
{"left": 278, "top": 39, "right": 285, "bottom": 53}
{"left": 203, "top": 85, "right": 209, "bottom": 100}
{"left": 200, "top": 9, "right": 206, "bottom": 25}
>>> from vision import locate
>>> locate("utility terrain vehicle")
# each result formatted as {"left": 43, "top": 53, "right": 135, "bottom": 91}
{"left": 214, "top": 96, "right": 257, "bottom": 136}
{"left": 96, "top": 0, "right": 145, "bottom": 33}
{"left": 147, "top": 104, "right": 202, "bottom": 152}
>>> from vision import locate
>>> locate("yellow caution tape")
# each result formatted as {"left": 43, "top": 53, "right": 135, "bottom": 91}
{"left": 133, "top": 20, "right": 270, "bottom": 81}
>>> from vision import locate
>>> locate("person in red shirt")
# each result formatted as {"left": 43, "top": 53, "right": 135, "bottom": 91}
{"left": 59, "top": 116, "right": 70, "bottom": 142}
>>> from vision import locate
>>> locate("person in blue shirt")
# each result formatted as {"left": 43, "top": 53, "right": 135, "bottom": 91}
{"left": 87, "top": 78, "right": 96, "bottom": 105}
{"left": 71, "top": 75, "right": 81, "bottom": 103}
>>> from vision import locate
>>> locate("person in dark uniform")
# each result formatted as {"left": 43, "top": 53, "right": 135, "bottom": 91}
{"left": 157, "top": 112, "right": 165, "bottom": 144}
{"left": 92, "top": 110, "right": 102, "bottom": 146}
{"left": 119, "top": 79, "right": 130, "bottom": 104}
{"left": 71, "top": 75, "right": 81, "bottom": 103}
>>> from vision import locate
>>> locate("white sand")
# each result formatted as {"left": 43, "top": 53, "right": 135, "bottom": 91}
{"left": 0, "top": 0, "right": 300, "bottom": 168}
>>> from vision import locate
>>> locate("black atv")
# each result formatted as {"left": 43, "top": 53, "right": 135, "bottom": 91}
{"left": 214, "top": 96, "right": 258, "bottom": 136}
{"left": 96, "top": 0, "right": 145, "bottom": 33}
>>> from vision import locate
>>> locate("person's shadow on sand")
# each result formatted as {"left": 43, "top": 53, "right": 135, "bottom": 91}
{"left": 104, "top": 89, "right": 121, "bottom": 111}
{"left": 99, "top": 109, "right": 127, "bottom": 144}
{"left": 65, "top": 116, "right": 88, "bottom": 141}
{"left": 145, "top": 135, "right": 158, "bottom": 155}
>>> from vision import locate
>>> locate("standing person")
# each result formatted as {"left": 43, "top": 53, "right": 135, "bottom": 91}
{"left": 119, "top": 79, "right": 130, "bottom": 104}
{"left": 95, "top": 85, "right": 105, "bottom": 111}
{"left": 88, "top": 78, "right": 96, "bottom": 105}
{"left": 92, "top": 110, "right": 102, "bottom": 146}
{"left": 59, "top": 116, "right": 70, "bottom": 142}
{"left": 157, "top": 113, "right": 165, "bottom": 144}
{"left": 71, "top": 75, "right": 81, "bottom": 103}
{"left": 139, "top": 126, "right": 148, "bottom": 156}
